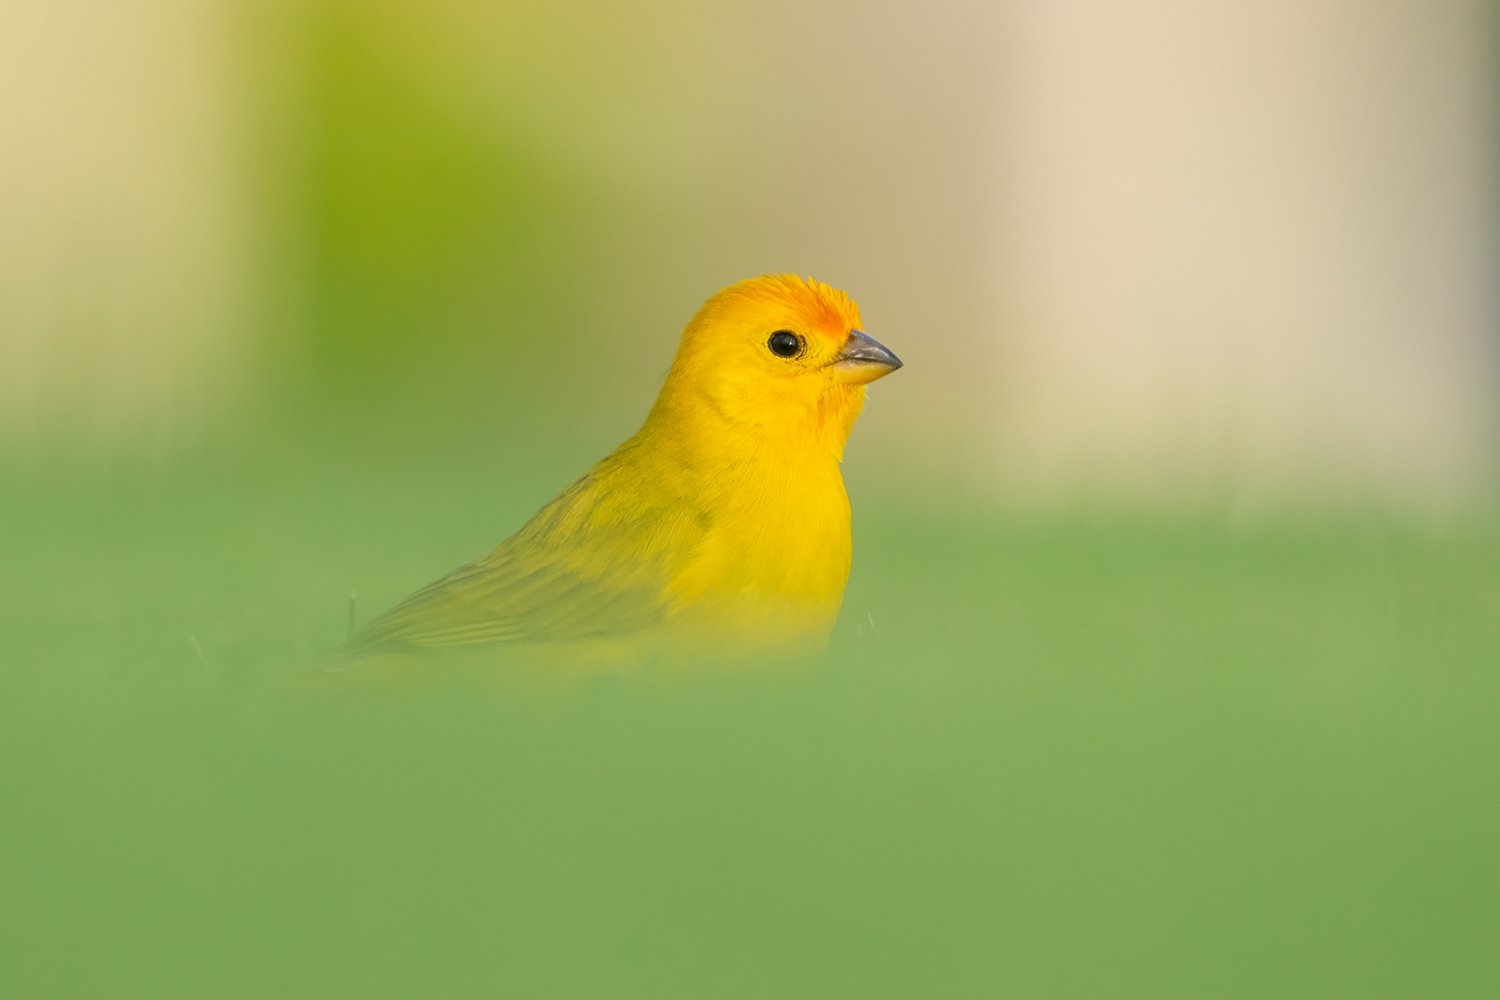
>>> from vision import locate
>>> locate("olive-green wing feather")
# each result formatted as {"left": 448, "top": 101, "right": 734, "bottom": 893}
{"left": 350, "top": 548, "right": 664, "bottom": 650}
{"left": 349, "top": 470, "right": 707, "bottom": 653}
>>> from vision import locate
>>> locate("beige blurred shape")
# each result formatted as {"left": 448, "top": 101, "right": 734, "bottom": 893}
{"left": 1, "top": 0, "right": 1492, "bottom": 511}
{"left": 0, "top": 1, "right": 255, "bottom": 453}
{"left": 994, "top": 0, "right": 1496, "bottom": 508}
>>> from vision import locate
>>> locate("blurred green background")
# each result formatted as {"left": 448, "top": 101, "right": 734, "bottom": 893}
{"left": 2, "top": 1, "right": 1498, "bottom": 997}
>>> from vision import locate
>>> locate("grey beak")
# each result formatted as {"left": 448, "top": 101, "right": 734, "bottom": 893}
{"left": 834, "top": 329, "right": 903, "bottom": 372}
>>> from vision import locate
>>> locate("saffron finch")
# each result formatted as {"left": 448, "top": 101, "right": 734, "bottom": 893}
{"left": 350, "top": 274, "right": 901, "bottom": 664}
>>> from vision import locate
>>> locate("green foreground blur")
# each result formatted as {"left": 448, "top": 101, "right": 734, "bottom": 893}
{"left": 2, "top": 429, "right": 1496, "bottom": 1000}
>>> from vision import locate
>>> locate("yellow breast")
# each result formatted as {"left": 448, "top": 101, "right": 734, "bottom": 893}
{"left": 662, "top": 449, "right": 853, "bottom": 649}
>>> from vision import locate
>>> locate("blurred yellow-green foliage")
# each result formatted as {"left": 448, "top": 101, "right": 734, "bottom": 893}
{"left": 2, "top": 2, "right": 1498, "bottom": 998}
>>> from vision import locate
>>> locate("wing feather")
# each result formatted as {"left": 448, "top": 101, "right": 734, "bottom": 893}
{"left": 349, "top": 469, "right": 705, "bottom": 654}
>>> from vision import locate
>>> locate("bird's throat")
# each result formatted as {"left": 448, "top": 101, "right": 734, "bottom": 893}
{"left": 647, "top": 376, "right": 866, "bottom": 467}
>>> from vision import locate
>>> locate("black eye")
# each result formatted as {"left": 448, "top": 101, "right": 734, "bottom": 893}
{"left": 767, "top": 330, "right": 803, "bottom": 358}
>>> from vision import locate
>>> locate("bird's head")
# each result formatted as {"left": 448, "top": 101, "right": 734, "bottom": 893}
{"left": 651, "top": 275, "right": 902, "bottom": 455}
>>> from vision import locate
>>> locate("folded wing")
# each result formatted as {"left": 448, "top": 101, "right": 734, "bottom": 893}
{"left": 348, "top": 471, "right": 707, "bottom": 653}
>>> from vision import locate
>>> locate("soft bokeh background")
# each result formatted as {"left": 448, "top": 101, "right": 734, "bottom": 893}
{"left": 2, "top": 2, "right": 1497, "bottom": 997}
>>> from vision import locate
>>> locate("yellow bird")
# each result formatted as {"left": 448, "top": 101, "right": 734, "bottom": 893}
{"left": 349, "top": 274, "right": 901, "bottom": 665}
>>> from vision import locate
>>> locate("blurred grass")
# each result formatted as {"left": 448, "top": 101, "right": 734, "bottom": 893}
{"left": 2, "top": 431, "right": 1498, "bottom": 999}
